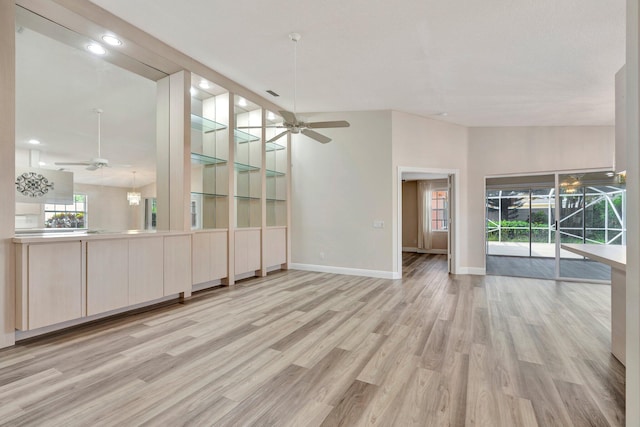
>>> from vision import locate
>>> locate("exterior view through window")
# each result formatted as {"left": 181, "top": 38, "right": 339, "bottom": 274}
{"left": 44, "top": 194, "right": 87, "bottom": 228}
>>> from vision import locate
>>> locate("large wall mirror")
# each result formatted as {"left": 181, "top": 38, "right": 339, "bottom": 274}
{"left": 14, "top": 6, "right": 164, "bottom": 233}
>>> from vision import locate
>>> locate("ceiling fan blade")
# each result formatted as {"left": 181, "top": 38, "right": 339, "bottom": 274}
{"left": 302, "top": 129, "right": 332, "bottom": 144}
{"left": 55, "top": 161, "right": 92, "bottom": 166}
{"left": 266, "top": 130, "right": 290, "bottom": 143}
{"left": 306, "top": 120, "right": 350, "bottom": 129}
{"left": 279, "top": 110, "right": 298, "bottom": 125}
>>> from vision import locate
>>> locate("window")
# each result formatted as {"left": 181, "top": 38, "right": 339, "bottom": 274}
{"left": 431, "top": 190, "right": 448, "bottom": 231}
{"left": 44, "top": 194, "right": 87, "bottom": 228}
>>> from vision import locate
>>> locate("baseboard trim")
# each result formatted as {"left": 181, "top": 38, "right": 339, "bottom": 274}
{"left": 457, "top": 267, "right": 486, "bottom": 275}
{"left": 290, "top": 263, "right": 400, "bottom": 279}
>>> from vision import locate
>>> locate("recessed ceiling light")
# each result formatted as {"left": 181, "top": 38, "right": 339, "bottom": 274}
{"left": 101, "top": 35, "right": 122, "bottom": 46}
{"left": 190, "top": 87, "right": 197, "bottom": 96}
{"left": 87, "top": 43, "right": 107, "bottom": 55}
{"left": 198, "top": 80, "right": 210, "bottom": 89}
{"left": 28, "top": 139, "right": 40, "bottom": 145}
{"left": 606, "top": 172, "right": 615, "bottom": 177}
{"left": 38, "top": 161, "right": 46, "bottom": 166}
{"left": 238, "top": 97, "right": 247, "bottom": 107}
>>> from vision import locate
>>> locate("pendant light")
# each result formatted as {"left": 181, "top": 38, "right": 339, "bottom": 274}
{"left": 127, "top": 171, "right": 141, "bottom": 206}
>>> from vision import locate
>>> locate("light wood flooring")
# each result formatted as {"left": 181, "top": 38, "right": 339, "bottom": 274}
{"left": 0, "top": 253, "right": 625, "bottom": 426}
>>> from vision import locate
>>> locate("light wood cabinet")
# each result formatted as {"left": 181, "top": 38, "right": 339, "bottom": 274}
{"left": 192, "top": 230, "right": 228, "bottom": 285}
{"left": 264, "top": 227, "right": 286, "bottom": 268}
{"left": 87, "top": 239, "right": 128, "bottom": 315}
{"left": 164, "top": 234, "right": 192, "bottom": 295}
{"left": 27, "top": 242, "right": 82, "bottom": 329}
{"left": 235, "top": 229, "right": 261, "bottom": 275}
{"left": 129, "top": 237, "right": 164, "bottom": 305}
{"left": 15, "top": 232, "right": 192, "bottom": 331}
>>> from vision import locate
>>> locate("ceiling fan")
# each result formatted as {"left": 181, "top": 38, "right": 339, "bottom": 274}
{"left": 237, "top": 33, "right": 350, "bottom": 144}
{"left": 55, "top": 108, "right": 128, "bottom": 170}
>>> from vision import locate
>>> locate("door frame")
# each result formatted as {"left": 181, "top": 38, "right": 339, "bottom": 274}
{"left": 396, "top": 166, "right": 460, "bottom": 277}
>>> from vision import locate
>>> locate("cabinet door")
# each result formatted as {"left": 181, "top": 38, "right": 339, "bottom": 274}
{"left": 28, "top": 242, "right": 82, "bottom": 329}
{"left": 129, "top": 237, "right": 164, "bottom": 305}
{"left": 87, "top": 240, "right": 129, "bottom": 315}
{"left": 164, "top": 235, "right": 191, "bottom": 295}
{"left": 235, "top": 229, "right": 261, "bottom": 275}
{"left": 264, "top": 228, "right": 286, "bottom": 268}
{"left": 247, "top": 230, "right": 261, "bottom": 272}
{"left": 192, "top": 232, "right": 211, "bottom": 285}
{"left": 210, "top": 231, "right": 228, "bottom": 280}
{"left": 234, "top": 230, "right": 248, "bottom": 275}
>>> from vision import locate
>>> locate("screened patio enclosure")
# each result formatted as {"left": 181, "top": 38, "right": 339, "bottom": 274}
{"left": 485, "top": 171, "right": 626, "bottom": 281}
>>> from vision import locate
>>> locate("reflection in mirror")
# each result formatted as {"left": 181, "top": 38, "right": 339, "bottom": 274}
{"left": 14, "top": 7, "right": 162, "bottom": 233}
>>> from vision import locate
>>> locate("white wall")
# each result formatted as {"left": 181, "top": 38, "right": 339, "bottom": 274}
{"left": 291, "top": 111, "right": 394, "bottom": 274}
{"left": 625, "top": 0, "right": 639, "bottom": 423}
{"left": 74, "top": 183, "right": 136, "bottom": 231}
{"left": 467, "top": 126, "right": 615, "bottom": 269}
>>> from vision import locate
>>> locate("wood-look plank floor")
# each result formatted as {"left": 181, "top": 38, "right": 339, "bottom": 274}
{"left": 0, "top": 253, "right": 625, "bottom": 426}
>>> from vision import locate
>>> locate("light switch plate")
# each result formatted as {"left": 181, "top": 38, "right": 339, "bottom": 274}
{"left": 373, "top": 220, "right": 384, "bottom": 229}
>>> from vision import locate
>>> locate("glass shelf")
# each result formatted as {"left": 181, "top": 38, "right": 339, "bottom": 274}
{"left": 191, "top": 152, "right": 227, "bottom": 165}
{"left": 191, "top": 192, "right": 227, "bottom": 197}
{"left": 266, "top": 169, "right": 285, "bottom": 177}
{"left": 235, "top": 195, "right": 261, "bottom": 201}
{"left": 191, "top": 114, "right": 227, "bottom": 133}
{"left": 235, "top": 129, "right": 260, "bottom": 143}
{"left": 234, "top": 162, "right": 260, "bottom": 172}
{"left": 266, "top": 141, "right": 286, "bottom": 152}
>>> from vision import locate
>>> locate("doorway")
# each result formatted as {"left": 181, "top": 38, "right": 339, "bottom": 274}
{"left": 397, "top": 167, "right": 459, "bottom": 277}
{"left": 485, "top": 170, "right": 626, "bottom": 282}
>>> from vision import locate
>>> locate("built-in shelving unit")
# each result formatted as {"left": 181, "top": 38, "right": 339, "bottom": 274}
{"left": 265, "top": 112, "right": 288, "bottom": 227}
{"left": 190, "top": 77, "right": 229, "bottom": 230}
{"left": 234, "top": 96, "right": 262, "bottom": 229}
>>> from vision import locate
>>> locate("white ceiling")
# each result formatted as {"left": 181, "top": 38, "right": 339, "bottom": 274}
{"left": 90, "top": 0, "right": 626, "bottom": 127}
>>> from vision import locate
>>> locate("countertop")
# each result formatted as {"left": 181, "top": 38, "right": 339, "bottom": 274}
{"left": 561, "top": 243, "right": 626, "bottom": 271}
{"left": 13, "top": 229, "right": 192, "bottom": 243}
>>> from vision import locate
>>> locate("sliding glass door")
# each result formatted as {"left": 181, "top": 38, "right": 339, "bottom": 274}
{"left": 557, "top": 172, "right": 625, "bottom": 281}
{"left": 486, "top": 170, "right": 626, "bottom": 282}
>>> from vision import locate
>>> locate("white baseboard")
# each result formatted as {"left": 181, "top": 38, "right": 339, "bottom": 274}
{"left": 290, "top": 263, "right": 400, "bottom": 279}
{"left": 456, "top": 267, "right": 486, "bottom": 275}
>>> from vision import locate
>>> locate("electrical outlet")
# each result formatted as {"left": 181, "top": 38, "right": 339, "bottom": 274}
{"left": 373, "top": 220, "right": 384, "bottom": 229}
{"left": 320, "top": 251, "right": 325, "bottom": 260}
